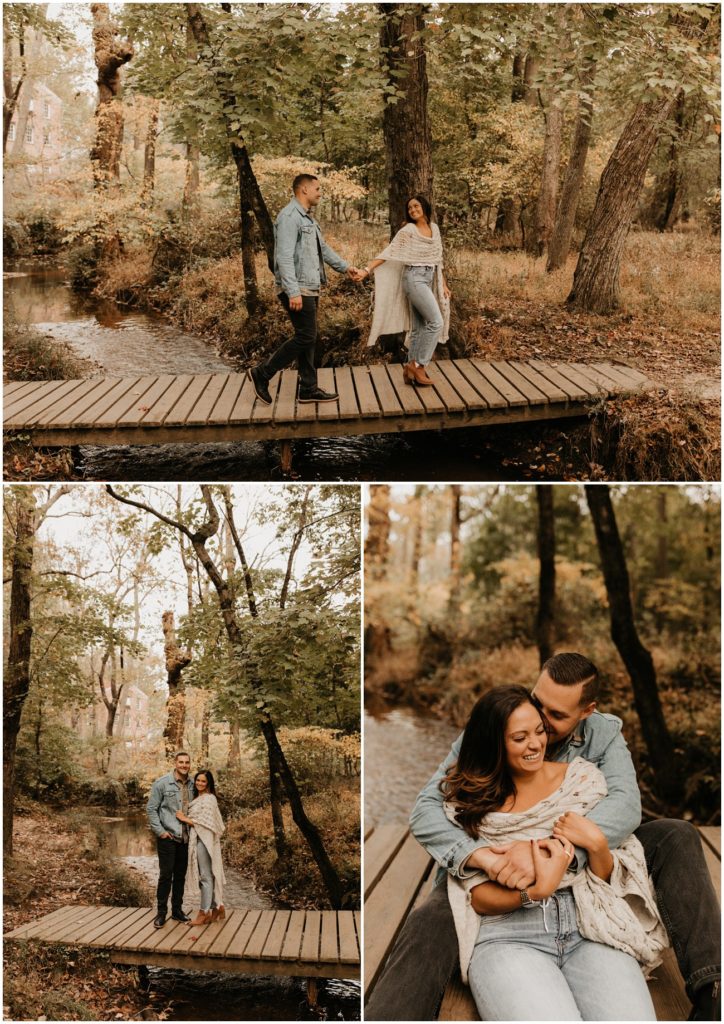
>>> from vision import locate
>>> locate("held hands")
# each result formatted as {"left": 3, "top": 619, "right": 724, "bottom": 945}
{"left": 553, "top": 811, "right": 606, "bottom": 853}
{"left": 482, "top": 840, "right": 536, "bottom": 890}
{"left": 347, "top": 266, "right": 366, "bottom": 283}
{"left": 529, "top": 838, "right": 572, "bottom": 900}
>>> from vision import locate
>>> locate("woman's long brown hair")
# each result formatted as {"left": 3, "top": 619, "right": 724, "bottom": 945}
{"left": 440, "top": 685, "right": 544, "bottom": 838}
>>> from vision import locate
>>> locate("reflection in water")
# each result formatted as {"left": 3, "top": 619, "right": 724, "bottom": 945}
{"left": 101, "top": 812, "right": 272, "bottom": 909}
{"left": 96, "top": 811, "right": 360, "bottom": 1020}
{"left": 364, "top": 708, "right": 461, "bottom": 827}
{"left": 4, "top": 264, "right": 524, "bottom": 483}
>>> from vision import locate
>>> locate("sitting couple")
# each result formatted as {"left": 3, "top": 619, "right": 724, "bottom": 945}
{"left": 366, "top": 653, "right": 720, "bottom": 1022}
{"left": 147, "top": 751, "right": 226, "bottom": 928}
{"left": 250, "top": 173, "right": 451, "bottom": 405}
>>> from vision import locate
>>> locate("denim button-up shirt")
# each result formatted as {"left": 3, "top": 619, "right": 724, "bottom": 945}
{"left": 409, "top": 711, "right": 642, "bottom": 883}
{"left": 147, "top": 771, "right": 195, "bottom": 840}
{"left": 273, "top": 197, "right": 348, "bottom": 298}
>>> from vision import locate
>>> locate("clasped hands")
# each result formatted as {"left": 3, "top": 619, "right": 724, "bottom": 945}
{"left": 347, "top": 266, "right": 367, "bottom": 283}
{"left": 468, "top": 835, "right": 574, "bottom": 890}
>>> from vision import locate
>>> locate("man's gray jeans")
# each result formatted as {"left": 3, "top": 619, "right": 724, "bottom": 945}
{"left": 364, "top": 819, "right": 721, "bottom": 1020}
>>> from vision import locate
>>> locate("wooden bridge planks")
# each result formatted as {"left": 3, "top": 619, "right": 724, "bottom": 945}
{"left": 5, "top": 905, "right": 359, "bottom": 979}
{"left": 3, "top": 359, "right": 653, "bottom": 445}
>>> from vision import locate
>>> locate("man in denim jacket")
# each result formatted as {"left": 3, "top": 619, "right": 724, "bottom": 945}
{"left": 250, "top": 173, "right": 362, "bottom": 405}
{"left": 366, "top": 654, "right": 720, "bottom": 1021}
{"left": 147, "top": 751, "right": 195, "bottom": 928}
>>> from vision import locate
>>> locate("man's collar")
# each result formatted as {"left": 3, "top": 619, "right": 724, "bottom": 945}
{"left": 291, "top": 196, "right": 313, "bottom": 218}
{"left": 173, "top": 769, "right": 190, "bottom": 784}
{"left": 550, "top": 717, "right": 588, "bottom": 756}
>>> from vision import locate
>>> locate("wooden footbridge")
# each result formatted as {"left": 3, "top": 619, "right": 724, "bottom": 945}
{"left": 3, "top": 358, "right": 652, "bottom": 460}
{"left": 365, "top": 823, "right": 720, "bottom": 1021}
{"left": 5, "top": 904, "right": 360, "bottom": 988}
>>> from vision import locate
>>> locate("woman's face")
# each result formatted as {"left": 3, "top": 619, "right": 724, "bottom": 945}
{"left": 195, "top": 774, "right": 208, "bottom": 793}
{"left": 407, "top": 198, "right": 425, "bottom": 222}
{"left": 504, "top": 702, "right": 547, "bottom": 775}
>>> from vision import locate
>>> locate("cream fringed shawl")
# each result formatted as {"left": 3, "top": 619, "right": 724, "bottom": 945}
{"left": 367, "top": 222, "right": 450, "bottom": 348}
{"left": 445, "top": 757, "right": 668, "bottom": 984}
{"left": 184, "top": 792, "right": 226, "bottom": 907}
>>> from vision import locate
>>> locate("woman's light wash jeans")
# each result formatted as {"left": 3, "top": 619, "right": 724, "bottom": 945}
{"left": 469, "top": 890, "right": 656, "bottom": 1021}
{"left": 196, "top": 836, "right": 217, "bottom": 912}
{"left": 402, "top": 265, "right": 443, "bottom": 366}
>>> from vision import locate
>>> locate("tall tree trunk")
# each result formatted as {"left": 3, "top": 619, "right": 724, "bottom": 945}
{"left": 654, "top": 90, "right": 687, "bottom": 231}
{"left": 365, "top": 485, "right": 392, "bottom": 579}
{"left": 531, "top": 101, "right": 563, "bottom": 256}
{"left": 496, "top": 52, "right": 530, "bottom": 243}
{"left": 181, "top": 19, "right": 200, "bottom": 219}
{"left": 3, "top": 14, "right": 26, "bottom": 154}
{"left": 162, "top": 610, "right": 191, "bottom": 756}
{"left": 90, "top": 4, "right": 132, "bottom": 188}
{"left": 200, "top": 700, "right": 210, "bottom": 762}
{"left": 227, "top": 719, "right": 241, "bottom": 768}
{"left": 522, "top": 53, "right": 539, "bottom": 106}
{"left": 567, "top": 94, "right": 676, "bottom": 313}
{"left": 186, "top": 3, "right": 275, "bottom": 294}
{"left": 267, "top": 741, "right": 289, "bottom": 860}
{"left": 142, "top": 99, "right": 159, "bottom": 204}
{"left": 547, "top": 61, "right": 596, "bottom": 271}
{"left": 379, "top": 3, "right": 433, "bottom": 235}
{"left": 584, "top": 486, "right": 680, "bottom": 801}
{"left": 448, "top": 485, "right": 462, "bottom": 614}
{"left": 536, "top": 486, "right": 556, "bottom": 665}
{"left": 4, "top": 492, "right": 36, "bottom": 858}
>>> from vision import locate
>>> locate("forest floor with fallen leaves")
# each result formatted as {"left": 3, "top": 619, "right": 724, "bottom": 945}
{"left": 3, "top": 806, "right": 173, "bottom": 1021}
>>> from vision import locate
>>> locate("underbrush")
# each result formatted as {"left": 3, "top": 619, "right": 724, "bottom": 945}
{"left": 3, "top": 311, "right": 96, "bottom": 382}
{"left": 4, "top": 809, "right": 153, "bottom": 1021}
{"left": 223, "top": 778, "right": 360, "bottom": 909}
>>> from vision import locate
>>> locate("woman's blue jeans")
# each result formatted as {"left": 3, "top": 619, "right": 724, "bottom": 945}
{"left": 468, "top": 890, "right": 656, "bottom": 1021}
{"left": 196, "top": 836, "right": 217, "bottom": 912}
{"left": 402, "top": 265, "right": 443, "bottom": 366}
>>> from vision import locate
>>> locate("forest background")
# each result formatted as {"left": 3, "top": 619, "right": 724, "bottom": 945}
{"left": 365, "top": 483, "right": 720, "bottom": 825}
{"left": 3, "top": 2, "right": 721, "bottom": 481}
{"left": 4, "top": 483, "right": 361, "bottom": 1018}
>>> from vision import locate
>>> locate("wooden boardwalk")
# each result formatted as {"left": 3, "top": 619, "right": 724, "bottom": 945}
{"left": 365, "top": 823, "right": 720, "bottom": 1021}
{"left": 5, "top": 904, "right": 360, "bottom": 981}
{"left": 3, "top": 358, "right": 652, "bottom": 448}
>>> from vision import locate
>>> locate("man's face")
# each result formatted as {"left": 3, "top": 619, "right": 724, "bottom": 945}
{"left": 301, "top": 179, "right": 321, "bottom": 207}
{"left": 175, "top": 755, "right": 191, "bottom": 777}
{"left": 530, "top": 670, "right": 595, "bottom": 745}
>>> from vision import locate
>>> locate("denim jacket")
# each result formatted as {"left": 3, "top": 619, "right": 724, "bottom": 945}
{"left": 409, "top": 710, "right": 642, "bottom": 883}
{"left": 273, "top": 197, "right": 348, "bottom": 298}
{"left": 147, "top": 771, "right": 195, "bottom": 839}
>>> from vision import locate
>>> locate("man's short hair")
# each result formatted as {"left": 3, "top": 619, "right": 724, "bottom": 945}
{"left": 542, "top": 652, "right": 599, "bottom": 706}
{"left": 174, "top": 750, "right": 190, "bottom": 761}
{"left": 292, "top": 173, "right": 319, "bottom": 193}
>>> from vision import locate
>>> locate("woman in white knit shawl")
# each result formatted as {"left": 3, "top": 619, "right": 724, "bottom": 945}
{"left": 359, "top": 195, "right": 451, "bottom": 387}
{"left": 176, "top": 769, "right": 226, "bottom": 926}
{"left": 440, "top": 685, "right": 667, "bottom": 1021}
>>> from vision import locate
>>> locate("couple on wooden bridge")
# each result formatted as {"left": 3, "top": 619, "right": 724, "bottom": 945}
{"left": 147, "top": 751, "right": 226, "bottom": 929}
{"left": 250, "top": 172, "right": 451, "bottom": 405}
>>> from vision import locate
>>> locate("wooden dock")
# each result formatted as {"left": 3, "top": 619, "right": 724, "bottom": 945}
{"left": 3, "top": 358, "right": 652, "bottom": 449}
{"left": 5, "top": 904, "right": 360, "bottom": 982}
{"left": 365, "top": 823, "right": 720, "bottom": 1021}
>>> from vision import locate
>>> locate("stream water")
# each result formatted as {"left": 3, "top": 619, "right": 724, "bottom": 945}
{"left": 4, "top": 263, "right": 523, "bottom": 482}
{"left": 363, "top": 707, "right": 461, "bottom": 827}
{"left": 97, "top": 811, "right": 360, "bottom": 1020}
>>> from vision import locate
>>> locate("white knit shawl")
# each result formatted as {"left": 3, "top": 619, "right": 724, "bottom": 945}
{"left": 184, "top": 792, "right": 227, "bottom": 907}
{"left": 366, "top": 223, "right": 450, "bottom": 348}
{"left": 445, "top": 757, "right": 668, "bottom": 984}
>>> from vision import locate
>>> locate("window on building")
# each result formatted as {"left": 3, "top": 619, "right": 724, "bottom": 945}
{"left": 28, "top": 98, "right": 34, "bottom": 112}
{"left": 25, "top": 124, "right": 33, "bottom": 144}
{"left": 43, "top": 128, "right": 50, "bottom": 144}
{"left": 8, "top": 123, "right": 15, "bottom": 141}
{"left": 43, "top": 100, "right": 50, "bottom": 118}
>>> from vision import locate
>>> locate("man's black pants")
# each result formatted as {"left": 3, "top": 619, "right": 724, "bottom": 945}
{"left": 364, "top": 819, "right": 721, "bottom": 1020}
{"left": 156, "top": 836, "right": 188, "bottom": 916}
{"left": 260, "top": 293, "right": 319, "bottom": 392}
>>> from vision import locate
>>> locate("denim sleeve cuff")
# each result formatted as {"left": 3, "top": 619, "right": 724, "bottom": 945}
{"left": 442, "top": 836, "right": 481, "bottom": 877}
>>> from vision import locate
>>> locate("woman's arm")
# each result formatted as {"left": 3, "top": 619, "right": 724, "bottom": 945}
{"left": 361, "top": 258, "right": 385, "bottom": 279}
{"left": 175, "top": 810, "right": 193, "bottom": 824}
{"left": 470, "top": 838, "right": 570, "bottom": 913}
{"left": 553, "top": 812, "right": 613, "bottom": 882}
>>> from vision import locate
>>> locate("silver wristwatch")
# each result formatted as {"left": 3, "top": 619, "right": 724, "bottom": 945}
{"left": 519, "top": 889, "right": 537, "bottom": 907}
